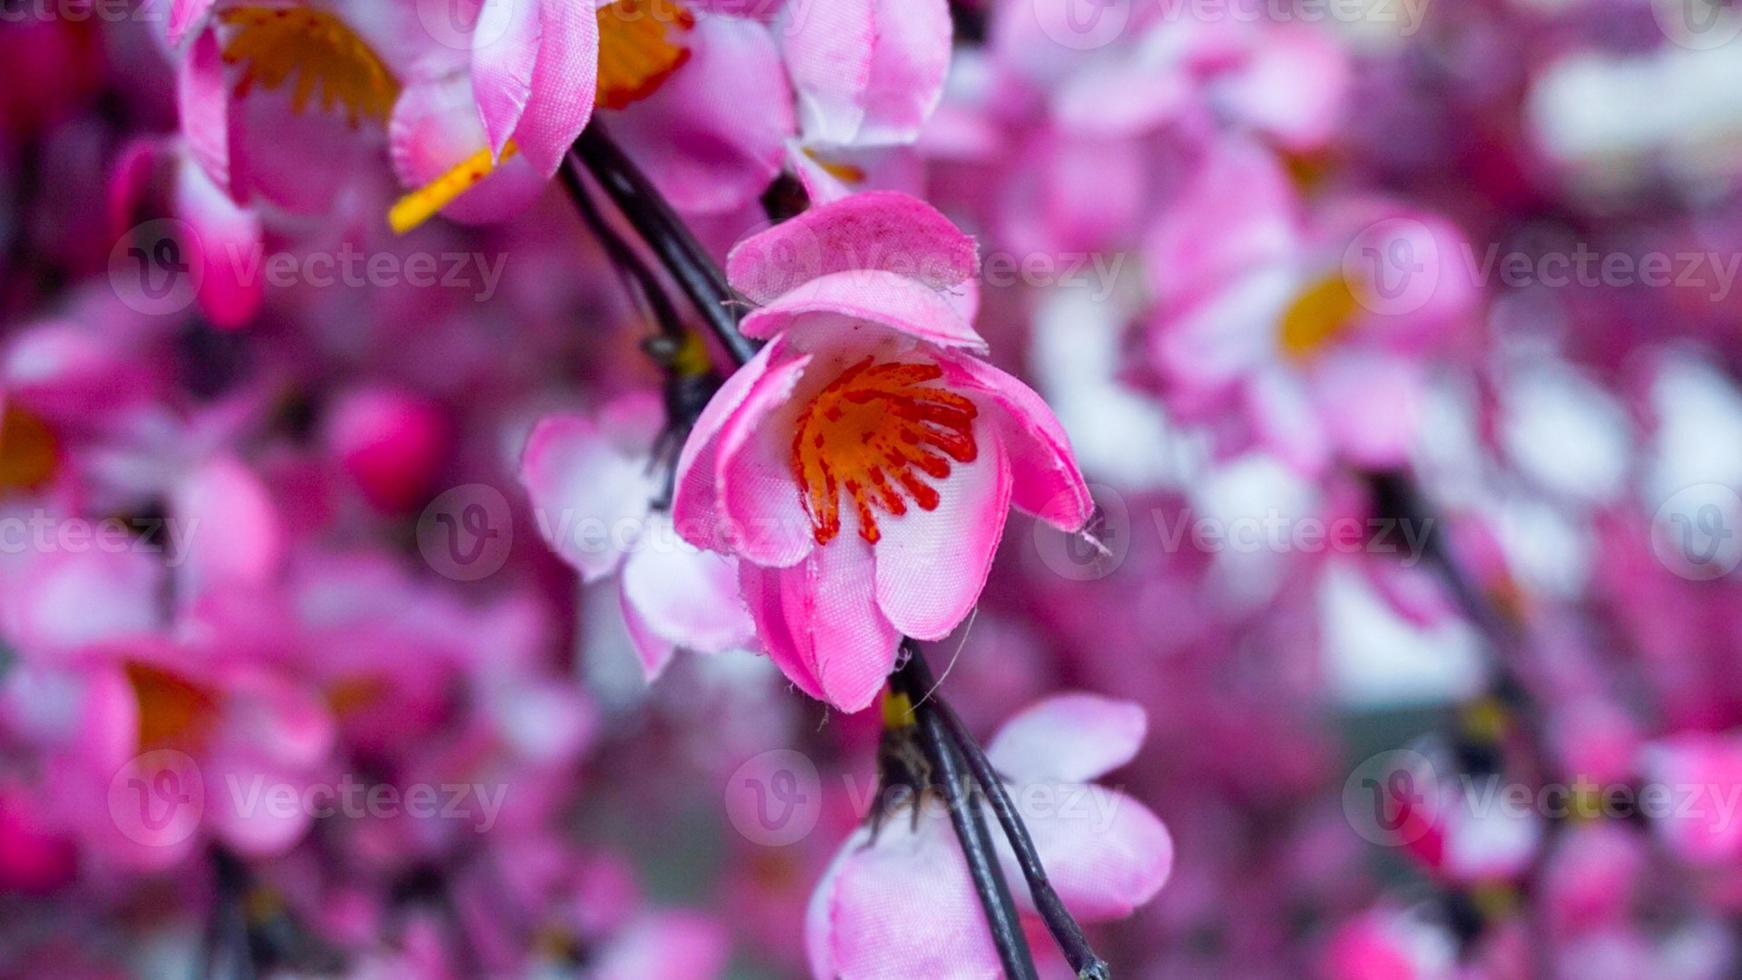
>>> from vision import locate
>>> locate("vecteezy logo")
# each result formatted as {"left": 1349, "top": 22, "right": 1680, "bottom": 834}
{"left": 1652, "top": 483, "right": 1742, "bottom": 581}
{"left": 1342, "top": 217, "right": 1441, "bottom": 317}
{"left": 417, "top": 483, "right": 514, "bottom": 581}
{"left": 1031, "top": 482, "right": 1128, "bottom": 581}
{"left": 108, "top": 219, "right": 203, "bottom": 316}
{"left": 1033, "top": 0, "right": 1132, "bottom": 51}
{"left": 1652, "top": 0, "right": 1742, "bottom": 50}
{"left": 108, "top": 749, "right": 204, "bottom": 848}
{"left": 724, "top": 749, "right": 821, "bottom": 846}
{"left": 1341, "top": 749, "right": 1438, "bottom": 846}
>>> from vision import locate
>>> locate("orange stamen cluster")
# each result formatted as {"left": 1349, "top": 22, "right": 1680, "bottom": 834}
{"left": 0, "top": 404, "right": 57, "bottom": 493}
{"left": 219, "top": 6, "right": 400, "bottom": 126}
{"left": 791, "top": 357, "right": 978, "bottom": 545}
{"left": 126, "top": 662, "right": 218, "bottom": 751}
{"left": 596, "top": 0, "right": 695, "bottom": 110}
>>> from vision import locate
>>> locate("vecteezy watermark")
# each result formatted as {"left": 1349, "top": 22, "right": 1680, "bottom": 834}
{"left": 108, "top": 750, "right": 509, "bottom": 847}
{"left": 725, "top": 749, "right": 823, "bottom": 847}
{"left": 0, "top": 512, "right": 201, "bottom": 562}
{"left": 109, "top": 221, "right": 509, "bottom": 317}
{"left": 418, "top": 484, "right": 515, "bottom": 582}
{"left": 980, "top": 250, "right": 1129, "bottom": 302}
{"left": 1652, "top": 483, "right": 1742, "bottom": 581}
{"left": 1652, "top": 0, "right": 1742, "bottom": 50}
{"left": 1342, "top": 749, "right": 1742, "bottom": 847}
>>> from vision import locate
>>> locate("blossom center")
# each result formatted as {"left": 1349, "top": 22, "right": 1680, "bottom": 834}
{"left": 1278, "top": 272, "right": 1359, "bottom": 361}
{"left": 596, "top": 0, "right": 696, "bottom": 110}
{"left": 126, "top": 662, "right": 218, "bottom": 751}
{"left": 0, "top": 404, "right": 57, "bottom": 493}
{"left": 219, "top": 7, "right": 400, "bottom": 126}
{"left": 790, "top": 357, "right": 978, "bottom": 546}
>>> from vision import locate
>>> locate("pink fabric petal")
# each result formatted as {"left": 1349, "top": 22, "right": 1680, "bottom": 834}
{"left": 856, "top": 0, "right": 952, "bottom": 145}
{"left": 1308, "top": 352, "right": 1423, "bottom": 470}
{"left": 176, "top": 27, "right": 237, "bottom": 199}
{"left": 519, "top": 413, "right": 659, "bottom": 582}
{"left": 390, "top": 73, "right": 547, "bottom": 225}
{"left": 619, "top": 581, "right": 678, "bottom": 682}
{"left": 1144, "top": 137, "right": 1298, "bottom": 310}
{"left": 619, "top": 519, "right": 757, "bottom": 664}
{"left": 809, "top": 820, "right": 1004, "bottom": 979}
{"left": 1246, "top": 367, "right": 1330, "bottom": 477}
{"left": 673, "top": 336, "right": 792, "bottom": 551}
{"left": 174, "top": 161, "right": 264, "bottom": 330}
{"left": 780, "top": 0, "right": 950, "bottom": 147}
{"left": 173, "top": 456, "right": 284, "bottom": 597}
{"left": 937, "top": 354, "right": 1092, "bottom": 531}
{"left": 988, "top": 694, "right": 1148, "bottom": 784}
{"left": 872, "top": 434, "right": 1009, "bottom": 640}
{"left": 1006, "top": 789, "right": 1173, "bottom": 922}
{"left": 726, "top": 190, "right": 978, "bottom": 303}
{"left": 737, "top": 535, "right": 900, "bottom": 711}
{"left": 167, "top": 0, "right": 216, "bottom": 44}
{"left": 1217, "top": 25, "right": 1349, "bottom": 153}
{"left": 470, "top": 0, "right": 543, "bottom": 158}
{"left": 739, "top": 269, "right": 987, "bottom": 352}
{"left": 606, "top": 14, "right": 795, "bottom": 215}
{"left": 715, "top": 351, "right": 817, "bottom": 567}
{"left": 511, "top": 0, "right": 600, "bottom": 176}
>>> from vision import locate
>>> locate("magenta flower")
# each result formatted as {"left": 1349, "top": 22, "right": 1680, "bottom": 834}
{"left": 521, "top": 392, "right": 757, "bottom": 680}
{"left": 672, "top": 192, "right": 1093, "bottom": 711}
{"left": 805, "top": 695, "right": 1172, "bottom": 977}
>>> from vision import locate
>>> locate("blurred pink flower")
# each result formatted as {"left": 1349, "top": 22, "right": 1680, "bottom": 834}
{"left": 806, "top": 694, "right": 1171, "bottom": 978}
{"left": 521, "top": 391, "right": 756, "bottom": 680}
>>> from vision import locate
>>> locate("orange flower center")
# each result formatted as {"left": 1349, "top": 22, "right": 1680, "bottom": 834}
{"left": 1278, "top": 272, "right": 1360, "bottom": 361}
{"left": 126, "top": 662, "right": 218, "bottom": 752}
{"left": 219, "top": 6, "right": 400, "bottom": 126}
{"left": 790, "top": 357, "right": 978, "bottom": 546}
{"left": 0, "top": 404, "right": 57, "bottom": 493}
{"left": 596, "top": 0, "right": 695, "bottom": 110}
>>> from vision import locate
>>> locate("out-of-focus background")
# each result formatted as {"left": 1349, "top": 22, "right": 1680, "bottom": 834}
{"left": 5, "top": 0, "right": 1742, "bottom": 976}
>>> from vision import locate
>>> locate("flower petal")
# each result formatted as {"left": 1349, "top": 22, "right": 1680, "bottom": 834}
{"left": 619, "top": 519, "right": 757, "bottom": 664}
{"left": 938, "top": 354, "right": 1091, "bottom": 531}
{"left": 779, "top": 0, "right": 950, "bottom": 147}
{"left": 519, "top": 412, "right": 658, "bottom": 582}
{"left": 715, "top": 352, "right": 817, "bottom": 567}
{"left": 512, "top": 0, "right": 600, "bottom": 176}
{"left": 673, "top": 336, "right": 791, "bottom": 551}
{"left": 988, "top": 694, "right": 1148, "bottom": 783}
{"left": 726, "top": 190, "right": 978, "bottom": 303}
{"left": 470, "top": 0, "right": 542, "bottom": 158}
{"left": 1006, "top": 787, "right": 1173, "bottom": 922}
{"left": 810, "top": 820, "right": 1004, "bottom": 979}
{"left": 737, "top": 535, "right": 899, "bottom": 711}
{"left": 873, "top": 432, "right": 1009, "bottom": 640}
{"left": 739, "top": 269, "right": 987, "bottom": 352}
{"left": 605, "top": 14, "right": 795, "bottom": 215}
{"left": 174, "top": 160, "right": 263, "bottom": 330}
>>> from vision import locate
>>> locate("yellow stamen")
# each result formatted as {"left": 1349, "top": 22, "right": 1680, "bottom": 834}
{"left": 596, "top": 0, "right": 695, "bottom": 110}
{"left": 126, "top": 661, "right": 218, "bottom": 751}
{"left": 802, "top": 147, "right": 867, "bottom": 185}
{"left": 882, "top": 690, "right": 916, "bottom": 729}
{"left": 1278, "top": 272, "right": 1360, "bottom": 360}
{"left": 218, "top": 6, "right": 399, "bottom": 126}
{"left": 388, "top": 141, "right": 519, "bottom": 235}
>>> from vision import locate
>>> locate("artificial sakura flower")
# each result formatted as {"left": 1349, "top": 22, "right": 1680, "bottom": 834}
{"left": 806, "top": 694, "right": 1172, "bottom": 978}
{"left": 521, "top": 391, "right": 756, "bottom": 680}
{"left": 1145, "top": 136, "right": 1479, "bottom": 476}
{"left": 672, "top": 191, "right": 1093, "bottom": 711}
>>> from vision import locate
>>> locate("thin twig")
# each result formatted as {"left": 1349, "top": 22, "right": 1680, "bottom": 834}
{"left": 569, "top": 125, "right": 759, "bottom": 365}
{"left": 891, "top": 644, "right": 1040, "bottom": 980}
{"left": 936, "top": 696, "right": 1111, "bottom": 979}
{"left": 557, "top": 157, "right": 686, "bottom": 341}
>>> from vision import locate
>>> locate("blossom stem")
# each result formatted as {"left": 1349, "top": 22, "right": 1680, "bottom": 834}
{"left": 935, "top": 697, "right": 1112, "bottom": 979}
{"left": 569, "top": 124, "right": 760, "bottom": 365}
{"left": 558, "top": 154, "right": 686, "bottom": 342}
{"left": 891, "top": 643, "right": 1041, "bottom": 980}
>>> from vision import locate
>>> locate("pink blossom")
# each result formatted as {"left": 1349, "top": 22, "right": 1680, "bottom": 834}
{"left": 672, "top": 192, "right": 1092, "bottom": 711}
{"left": 806, "top": 694, "right": 1171, "bottom": 977}
{"left": 521, "top": 391, "right": 757, "bottom": 680}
